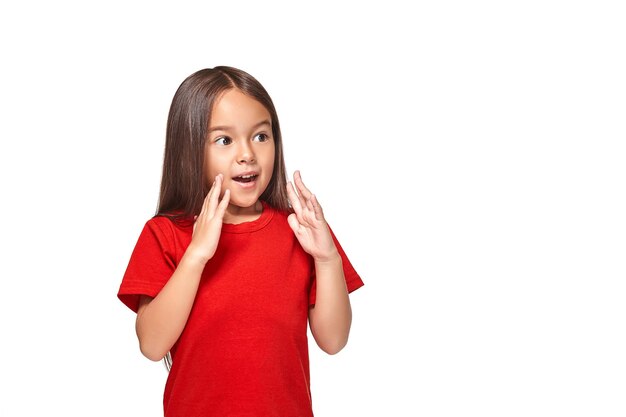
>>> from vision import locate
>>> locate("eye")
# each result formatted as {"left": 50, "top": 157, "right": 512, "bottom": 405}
{"left": 253, "top": 133, "right": 269, "bottom": 142}
{"left": 215, "top": 136, "right": 232, "bottom": 145}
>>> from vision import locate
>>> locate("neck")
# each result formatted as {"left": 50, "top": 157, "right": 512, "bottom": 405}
{"left": 224, "top": 200, "right": 263, "bottom": 224}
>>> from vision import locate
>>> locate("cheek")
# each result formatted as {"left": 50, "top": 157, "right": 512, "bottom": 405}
{"left": 204, "top": 150, "right": 221, "bottom": 181}
{"left": 263, "top": 146, "right": 276, "bottom": 171}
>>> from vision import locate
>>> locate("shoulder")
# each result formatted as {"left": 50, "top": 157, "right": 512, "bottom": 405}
{"left": 133, "top": 215, "right": 192, "bottom": 263}
{"left": 144, "top": 215, "right": 172, "bottom": 236}
{"left": 143, "top": 214, "right": 192, "bottom": 242}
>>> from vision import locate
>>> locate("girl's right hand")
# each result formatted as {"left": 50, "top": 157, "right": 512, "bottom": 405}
{"left": 186, "top": 174, "right": 230, "bottom": 265}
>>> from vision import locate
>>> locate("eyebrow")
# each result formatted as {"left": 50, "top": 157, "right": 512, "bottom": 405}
{"left": 208, "top": 119, "right": 271, "bottom": 134}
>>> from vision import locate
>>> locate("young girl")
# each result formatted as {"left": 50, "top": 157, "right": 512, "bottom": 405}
{"left": 117, "top": 66, "right": 364, "bottom": 416}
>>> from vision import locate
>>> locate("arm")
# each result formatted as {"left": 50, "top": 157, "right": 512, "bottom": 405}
{"left": 308, "top": 254, "right": 353, "bottom": 355}
{"left": 135, "top": 175, "right": 230, "bottom": 361}
{"left": 135, "top": 252, "right": 206, "bottom": 361}
{"left": 287, "top": 171, "right": 353, "bottom": 355}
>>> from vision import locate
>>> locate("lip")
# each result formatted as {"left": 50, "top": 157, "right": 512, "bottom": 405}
{"left": 231, "top": 171, "right": 260, "bottom": 189}
{"left": 232, "top": 171, "right": 259, "bottom": 178}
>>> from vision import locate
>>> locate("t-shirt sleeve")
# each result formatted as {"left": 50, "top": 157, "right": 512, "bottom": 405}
{"left": 309, "top": 225, "right": 364, "bottom": 306}
{"left": 117, "top": 218, "right": 177, "bottom": 313}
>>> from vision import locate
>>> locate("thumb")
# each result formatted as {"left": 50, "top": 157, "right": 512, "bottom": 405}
{"left": 287, "top": 213, "right": 300, "bottom": 234}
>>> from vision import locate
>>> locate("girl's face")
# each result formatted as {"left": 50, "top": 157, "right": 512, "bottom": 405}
{"left": 205, "top": 88, "right": 275, "bottom": 214}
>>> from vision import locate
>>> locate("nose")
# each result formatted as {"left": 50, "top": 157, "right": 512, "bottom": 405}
{"left": 237, "top": 141, "right": 255, "bottom": 164}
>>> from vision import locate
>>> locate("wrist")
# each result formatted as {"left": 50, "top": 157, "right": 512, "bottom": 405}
{"left": 182, "top": 245, "right": 211, "bottom": 269}
{"left": 313, "top": 250, "right": 341, "bottom": 265}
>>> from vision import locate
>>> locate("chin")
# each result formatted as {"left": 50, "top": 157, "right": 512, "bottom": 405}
{"left": 229, "top": 195, "right": 260, "bottom": 209}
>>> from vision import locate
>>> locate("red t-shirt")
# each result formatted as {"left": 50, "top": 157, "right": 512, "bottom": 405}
{"left": 117, "top": 201, "right": 364, "bottom": 416}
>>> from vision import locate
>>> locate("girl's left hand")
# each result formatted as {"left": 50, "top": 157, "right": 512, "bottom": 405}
{"left": 287, "top": 171, "right": 338, "bottom": 262}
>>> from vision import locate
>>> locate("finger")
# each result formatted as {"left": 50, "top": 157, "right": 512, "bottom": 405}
{"left": 311, "top": 194, "right": 325, "bottom": 221}
{"left": 287, "top": 213, "right": 301, "bottom": 234}
{"left": 200, "top": 184, "right": 213, "bottom": 218}
{"left": 290, "top": 172, "right": 306, "bottom": 208}
{"left": 287, "top": 181, "right": 303, "bottom": 216}
{"left": 287, "top": 182, "right": 310, "bottom": 226}
{"left": 216, "top": 189, "right": 230, "bottom": 218}
{"left": 203, "top": 180, "right": 215, "bottom": 207}
{"left": 200, "top": 178, "right": 217, "bottom": 217}
{"left": 208, "top": 174, "right": 222, "bottom": 215}
{"left": 305, "top": 194, "right": 315, "bottom": 214}
{"left": 294, "top": 170, "right": 313, "bottom": 200}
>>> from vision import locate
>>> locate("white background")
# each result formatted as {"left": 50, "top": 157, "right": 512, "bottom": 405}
{"left": 1, "top": 1, "right": 625, "bottom": 416}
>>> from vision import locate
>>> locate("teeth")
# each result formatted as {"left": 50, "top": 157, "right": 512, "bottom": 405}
{"left": 240, "top": 174, "right": 255, "bottom": 178}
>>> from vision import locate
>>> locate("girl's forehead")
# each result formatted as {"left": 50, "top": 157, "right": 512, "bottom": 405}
{"left": 210, "top": 89, "right": 270, "bottom": 126}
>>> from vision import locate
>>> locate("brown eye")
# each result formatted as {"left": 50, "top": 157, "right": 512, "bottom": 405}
{"left": 253, "top": 133, "right": 269, "bottom": 142}
{"left": 215, "top": 137, "right": 232, "bottom": 145}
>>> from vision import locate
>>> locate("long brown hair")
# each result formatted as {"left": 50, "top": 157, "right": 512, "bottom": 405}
{"left": 156, "top": 66, "right": 290, "bottom": 224}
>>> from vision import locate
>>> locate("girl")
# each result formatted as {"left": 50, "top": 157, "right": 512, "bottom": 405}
{"left": 117, "top": 66, "right": 364, "bottom": 416}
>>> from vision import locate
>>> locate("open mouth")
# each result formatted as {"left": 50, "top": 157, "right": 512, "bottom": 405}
{"left": 233, "top": 174, "right": 258, "bottom": 183}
